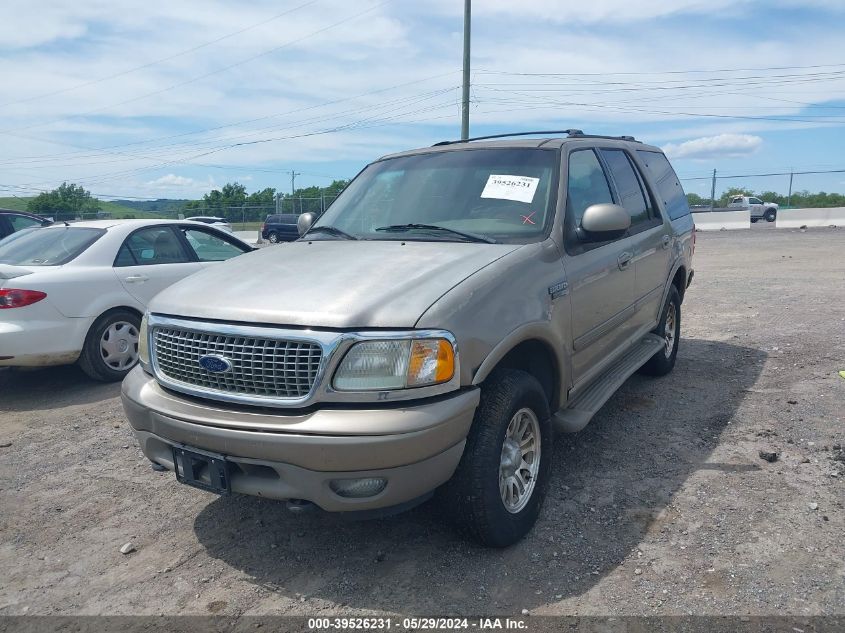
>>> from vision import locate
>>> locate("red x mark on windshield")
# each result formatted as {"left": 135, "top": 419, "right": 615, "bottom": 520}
{"left": 521, "top": 212, "right": 536, "bottom": 225}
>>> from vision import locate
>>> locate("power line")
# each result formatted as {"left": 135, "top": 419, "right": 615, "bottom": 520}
{"left": 679, "top": 168, "right": 845, "bottom": 181}
{"left": 0, "top": 0, "right": 395, "bottom": 136}
{"left": 0, "top": 0, "right": 319, "bottom": 110}
{"left": 473, "top": 62, "right": 845, "bottom": 76}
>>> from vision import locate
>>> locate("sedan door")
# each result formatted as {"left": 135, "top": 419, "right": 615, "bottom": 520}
{"left": 113, "top": 226, "right": 201, "bottom": 306}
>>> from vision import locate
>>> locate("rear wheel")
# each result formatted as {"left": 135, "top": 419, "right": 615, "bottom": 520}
{"left": 751, "top": 217, "right": 759, "bottom": 223}
{"left": 267, "top": 231, "right": 280, "bottom": 243}
{"left": 640, "top": 285, "right": 681, "bottom": 377}
{"left": 78, "top": 310, "right": 141, "bottom": 382}
{"left": 440, "top": 369, "right": 552, "bottom": 547}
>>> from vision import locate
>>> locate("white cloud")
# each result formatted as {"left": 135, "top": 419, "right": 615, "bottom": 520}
{"left": 0, "top": 1, "right": 843, "bottom": 197}
{"left": 661, "top": 134, "right": 763, "bottom": 160}
{"left": 145, "top": 174, "right": 216, "bottom": 195}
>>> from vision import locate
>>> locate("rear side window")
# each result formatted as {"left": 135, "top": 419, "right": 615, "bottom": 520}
{"left": 116, "top": 226, "right": 191, "bottom": 266}
{"left": 9, "top": 215, "right": 44, "bottom": 232}
{"left": 600, "top": 149, "right": 653, "bottom": 230}
{"left": 637, "top": 150, "right": 690, "bottom": 220}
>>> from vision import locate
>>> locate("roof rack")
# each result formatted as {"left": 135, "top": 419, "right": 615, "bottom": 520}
{"left": 432, "top": 130, "right": 639, "bottom": 146}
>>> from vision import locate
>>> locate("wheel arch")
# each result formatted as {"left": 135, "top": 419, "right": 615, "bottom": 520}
{"left": 472, "top": 329, "right": 564, "bottom": 412}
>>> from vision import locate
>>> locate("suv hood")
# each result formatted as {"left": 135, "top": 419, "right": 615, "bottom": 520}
{"left": 150, "top": 240, "right": 522, "bottom": 328}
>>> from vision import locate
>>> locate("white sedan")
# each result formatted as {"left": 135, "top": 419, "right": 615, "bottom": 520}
{"left": 0, "top": 219, "right": 254, "bottom": 381}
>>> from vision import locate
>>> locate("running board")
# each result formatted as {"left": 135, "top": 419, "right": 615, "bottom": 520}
{"left": 553, "top": 333, "right": 664, "bottom": 433}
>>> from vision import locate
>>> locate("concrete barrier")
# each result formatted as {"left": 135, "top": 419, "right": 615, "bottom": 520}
{"left": 775, "top": 207, "right": 845, "bottom": 228}
{"left": 691, "top": 209, "right": 750, "bottom": 231}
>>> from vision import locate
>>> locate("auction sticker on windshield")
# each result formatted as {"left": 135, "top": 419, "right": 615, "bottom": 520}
{"left": 480, "top": 175, "right": 539, "bottom": 204}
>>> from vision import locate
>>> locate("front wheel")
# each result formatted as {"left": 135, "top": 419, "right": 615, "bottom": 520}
{"left": 764, "top": 208, "right": 777, "bottom": 222}
{"left": 640, "top": 285, "right": 681, "bottom": 377}
{"left": 440, "top": 369, "right": 552, "bottom": 547}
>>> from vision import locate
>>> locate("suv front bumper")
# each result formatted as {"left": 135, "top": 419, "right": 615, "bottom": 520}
{"left": 121, "top": 367, "right": 479, "bottom": 512}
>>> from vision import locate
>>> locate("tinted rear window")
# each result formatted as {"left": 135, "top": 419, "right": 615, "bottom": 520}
{"left": 267, "top": 214, "right": 298, "bottom": 224}
{"left": 637, "top": 150, "right": 690, "bottom": 220}
{"left": 0, "top": 227, "right": 105, "bottom": 266}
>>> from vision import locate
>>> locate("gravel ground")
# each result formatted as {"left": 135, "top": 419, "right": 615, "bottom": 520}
{"left": 1, "top": 226, "right": 843, "bottom": 617}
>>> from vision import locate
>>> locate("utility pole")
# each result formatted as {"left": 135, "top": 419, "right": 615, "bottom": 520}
{"left": 286, "top": 170, "right": 300, "bottom": 214}
{"left": 710, "top": 169, "right": 717, "bottom": 210}
{"left": 460, "top": 0, "right": 471, "bottom": 140}
{"left": 787, "top": 170, "right": 794, "bottom": 208}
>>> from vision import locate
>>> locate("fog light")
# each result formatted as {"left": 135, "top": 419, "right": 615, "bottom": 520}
{"left": 329, "top": 477, "right": 387, "bottom": 498}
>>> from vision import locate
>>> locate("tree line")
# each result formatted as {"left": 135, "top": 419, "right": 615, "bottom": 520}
{"left": 687, "top": 187, "right": 845, "bottom": 209}
{"left": 182, "top": 180, "right": 350, "bottom": 221}
{"left": 22, "top": 180, "right": 844, "bottom": 221}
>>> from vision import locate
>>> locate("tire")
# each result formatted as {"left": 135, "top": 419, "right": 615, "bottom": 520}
{"left": 640, "top": 285, "right": 681, "bottom": 377}
{"left": 267, "top": 231, "right": 280, "bottom": 243}
{"left": 439, "top": 369, "right": 552, "bottom": 547}
{"left": 764, "top": 208, "right": 777, "bottom": 222}
{"left": 78, "top": 309, "right": 141, "bottom": 382}
{"left": 750, "top": 218, "right": 759, "bottom": 223}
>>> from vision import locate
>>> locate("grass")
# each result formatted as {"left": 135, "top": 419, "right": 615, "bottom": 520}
{"left": 0, "top": 197, "right": 167, "bottom": 219}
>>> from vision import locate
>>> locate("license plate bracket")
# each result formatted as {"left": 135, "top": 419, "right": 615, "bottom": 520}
{"left": 172, "top": 446, "right": 230, "bottom": 495}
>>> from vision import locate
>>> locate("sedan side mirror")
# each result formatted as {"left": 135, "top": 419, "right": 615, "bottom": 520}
{"left": 579, "top": 203, "right": 631, "bottom": 241}
{"left": 297, "top": 212, "right": 316, "bottom": 236}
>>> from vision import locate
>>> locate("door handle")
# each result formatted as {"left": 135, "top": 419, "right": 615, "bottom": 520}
{"left": 617, "top": 252, "right": 632, "bottom": 271}
{"left": 662, "top": 234, "right": 671, "bottom": 249}
{"left": 124, "top": 275, "right": 149, "bottom": 283}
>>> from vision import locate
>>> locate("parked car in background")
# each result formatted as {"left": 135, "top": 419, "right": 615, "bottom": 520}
{"left": 0, "top": 219, "right": 253, "bottom": 381}
{"left": 728, "top": 195, "right": 778, "bottom": 222}
{"left": 122, "top": 130, "right": 694, "bottom": 547}
{"left": 0, "top": 209, "right": 53, "bottom": 239}
{"left": 261, "top": 213, "right": 301, "bottom": 242}
{"left": 185, "top": 216, "right": 233, "bottom": 232}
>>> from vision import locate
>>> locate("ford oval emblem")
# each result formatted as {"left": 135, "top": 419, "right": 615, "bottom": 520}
{"left": 198, "top": 355, "right": 232, "bottom": 373}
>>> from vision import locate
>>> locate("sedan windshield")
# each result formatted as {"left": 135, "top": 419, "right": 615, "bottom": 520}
{"left": 0, "top": 227, "right": 105, "bottom": 266}
{"left": 313, "top": 148, "right": 558, "bottom": 243}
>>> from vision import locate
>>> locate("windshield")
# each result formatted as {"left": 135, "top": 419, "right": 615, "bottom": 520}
{"left": 313, "top": 148, "right": 558, "bottom": 243}
{"left": 0, "top": 227, "right": 105, "bottom": 266}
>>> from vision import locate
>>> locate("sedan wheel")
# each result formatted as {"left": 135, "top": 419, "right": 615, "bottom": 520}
{"left": 78, "top": 310, "right": 142, "bottom": 382}
{"left": 100, "top": 321, "right": 139, "bottom": 371}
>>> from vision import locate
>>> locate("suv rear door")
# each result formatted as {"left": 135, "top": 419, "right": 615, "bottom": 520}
{"left": 562, "top": 147, "right": 638, "bottom": 384}
{"left": 600, "top": 148, "right": 671, "bottom": 333}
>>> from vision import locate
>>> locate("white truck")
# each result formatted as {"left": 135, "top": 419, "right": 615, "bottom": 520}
{"left": 728, "top": 195, "right": 779, "bottom": 223}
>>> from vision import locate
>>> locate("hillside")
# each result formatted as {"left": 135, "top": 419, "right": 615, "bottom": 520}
{"left": 0, "top": 197, "right": 167, "bottom": 219}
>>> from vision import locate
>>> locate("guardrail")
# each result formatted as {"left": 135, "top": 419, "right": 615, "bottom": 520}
{"left": 775, "top": 207, "right": 845, "bottom": 228}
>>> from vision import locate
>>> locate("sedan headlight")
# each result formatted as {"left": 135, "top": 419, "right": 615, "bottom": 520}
{"left": 333, "top": 338, "right": 455, "bottom": 391}
{"left": 138, "top": 312, "right": 150, "bottom": 369}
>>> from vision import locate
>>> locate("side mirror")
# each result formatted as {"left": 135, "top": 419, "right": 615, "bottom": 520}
{"left": 579, "top": 203, "right": 631, "bottom": 240}
{"left": 297, "top": 212, "right": 316, "bottom": 236}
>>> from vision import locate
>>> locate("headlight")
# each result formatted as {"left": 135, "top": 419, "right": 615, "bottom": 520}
{"left": 138, "top": 312, "right": 150, "bottom": 369}
{"left": 333, "top": 338, "right": 455, "bottom": 391}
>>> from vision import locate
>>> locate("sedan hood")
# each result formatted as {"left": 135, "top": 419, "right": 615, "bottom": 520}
{"left": 150, "top": 240, "right": 522, "bottom": 328}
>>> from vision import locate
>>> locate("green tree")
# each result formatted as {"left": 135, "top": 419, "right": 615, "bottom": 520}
{"left": 686, "top": 192, "right": 707, "bottom": 206}
{"left": 27, "top": 182, "right": 101, "bottom": 220}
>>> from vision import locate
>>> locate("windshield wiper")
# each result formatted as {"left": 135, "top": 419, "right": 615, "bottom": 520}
{"left": 375, "top": 223, "right": 497, "bottom": 244}
{"left": 303, "top": 225, "right": 358, "bottom": 240}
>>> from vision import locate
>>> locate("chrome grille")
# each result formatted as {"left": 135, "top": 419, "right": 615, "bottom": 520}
{"left": 152, "top": 327, "right": 322, "bottom": 399}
